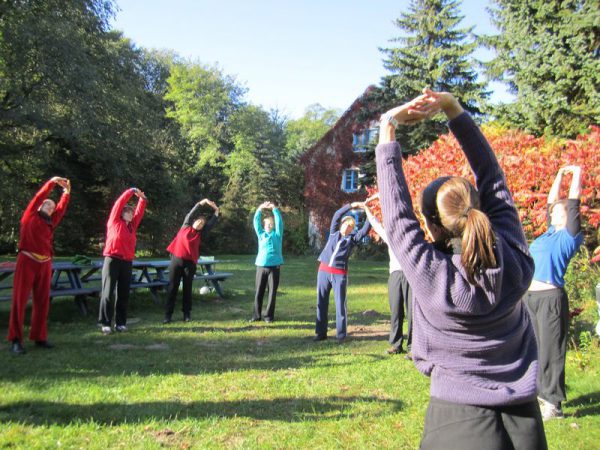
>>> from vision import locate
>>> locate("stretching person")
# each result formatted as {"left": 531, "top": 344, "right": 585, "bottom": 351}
{"left": 364, "top": 195, "right": 412, "bottom": 355}
{"left": 314, "top": 202, "right": 371, "bottom": 342}
{"left": 376, "top": 89, "right": 546, "bottom": 449}
{"left": 524, "top": 165, "right": 583, "bottom": 421}
{"left": 99, "top": 188, "right": 146, "bottom": 334}
{"left": 163, "top": 199, "right": 219, "bottom": 323}
{"left": 249, "top": 202, "right": 283, "bottom": 323}
{"left": 7, "top": 177, "right": 70, "bottom": 355}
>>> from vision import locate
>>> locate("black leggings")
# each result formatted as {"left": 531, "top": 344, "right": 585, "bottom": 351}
{"left": 252, "top": 266, "right": 280, "bottom": 320}
{"left": 165, "top": 256, "right": 197, "bottom": 318}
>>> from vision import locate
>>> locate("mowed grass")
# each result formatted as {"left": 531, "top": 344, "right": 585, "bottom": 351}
{"left": 0, "top": 255, "right": 598, "bottom": 449}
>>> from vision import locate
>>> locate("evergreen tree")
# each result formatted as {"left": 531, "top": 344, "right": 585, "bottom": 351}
{"left": 483, "top": 0, "right": 600, "bottom": 137}
{"left": 378, "top": 0, "right": 488, "bottom": 153}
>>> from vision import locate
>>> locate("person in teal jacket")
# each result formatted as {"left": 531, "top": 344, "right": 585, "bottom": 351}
{"left": 250, "top": 201, "right": 284, "bottom": 322}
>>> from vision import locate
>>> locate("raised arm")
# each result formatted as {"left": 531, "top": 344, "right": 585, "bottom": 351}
{"left": 51, "top": 179, "right": 71, "bottom": 227}
{"left": 273, "top": 206, "right": 284, "bottom": 237}
{"left": 364, "top": 204, "right": 389, "bottom": 243}
{"left": 351, "top": 203, "right": 371, "bottom": 241}
{"left": 563, "top": 166, "right": 582, "bottom": 236}
{"left": 253, "top": 205, "right": 265, "bottom": 236}
{"left": 547, "top": 169, "right": 565, "bottom": 206}
{"left": 201, "top": 201, "right": 220, "bottom": 238}
{"left": 132, "top": 189, "right": 147, "bottom": 229}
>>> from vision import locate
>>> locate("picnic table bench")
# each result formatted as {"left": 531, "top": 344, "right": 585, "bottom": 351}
{"left": 0, "top": 257, "right": 233, "bottom": 315}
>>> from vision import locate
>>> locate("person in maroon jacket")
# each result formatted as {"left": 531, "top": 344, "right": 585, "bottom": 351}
{"left": 8, "top": 176, "right": 71, "bottom": 355}
{"left": 99, "top": 187, "right": 146, "bottom": 334}
{"left": 163, "top": 198, "right": 219, "bottom": 323}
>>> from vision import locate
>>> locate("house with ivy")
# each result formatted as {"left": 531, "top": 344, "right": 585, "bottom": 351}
{"left": 299, "top": 87, "right": 379, "bottom": 250}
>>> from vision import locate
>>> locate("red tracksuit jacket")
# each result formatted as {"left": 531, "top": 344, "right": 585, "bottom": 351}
{"left": 103, "top": 189, "right": 146, "bottom": 261}
{"left": 19, "top": 180, "right": 70, "bottom": 256}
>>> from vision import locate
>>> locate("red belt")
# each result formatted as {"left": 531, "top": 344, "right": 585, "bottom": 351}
{"left": 319, "top": 262, "right": 347, "bottom": 275}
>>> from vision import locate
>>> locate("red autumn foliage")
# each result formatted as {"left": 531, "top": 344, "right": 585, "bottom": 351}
{"left": 366, "top": 123, "right": 600, "bottom": 248}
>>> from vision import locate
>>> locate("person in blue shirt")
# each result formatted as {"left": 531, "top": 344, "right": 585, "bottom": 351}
{"left": 524, "top": 165, "right": 583, "bottom": 421}
{"left": 249, "top": 201, "right": 284, "bottom": 323}
{"left": 314, "top": 202, "right": 371, "bottom": 342}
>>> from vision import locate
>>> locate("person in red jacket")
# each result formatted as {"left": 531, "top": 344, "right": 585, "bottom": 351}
{"left": 8, "top": 176, "right": 71, "bottom": 355}
{"left": 163, "top": 198, "right": 219, "bottom": 323}
{"left": 99, "top": 187, "right": 146, "bottom": 334}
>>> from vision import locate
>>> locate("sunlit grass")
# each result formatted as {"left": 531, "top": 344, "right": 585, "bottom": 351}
{"left": 0, "top": 255, "right": 598, "bottom": 449}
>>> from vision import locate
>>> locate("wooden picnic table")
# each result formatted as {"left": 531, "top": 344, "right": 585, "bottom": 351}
{"left": 0, "top": 257, "right": 233, "bottom": 315}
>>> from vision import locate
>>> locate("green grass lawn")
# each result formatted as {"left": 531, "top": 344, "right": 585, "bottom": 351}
{"left": 0, "top": 255, "right": 599, "bottom": 449}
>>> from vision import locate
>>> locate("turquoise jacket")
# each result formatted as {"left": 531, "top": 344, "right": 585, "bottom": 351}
{"left": 254, "top": 207, "right": 284, "bottom": 267}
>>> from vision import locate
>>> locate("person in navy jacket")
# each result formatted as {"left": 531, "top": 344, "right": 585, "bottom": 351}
{"left": 99, "top": 187, "right": 146, "bottom": 334}
{"left": 314, "top": 202, "right": 370, "bottom": 342}
{"left": 163, "top": 198, "right": 219, "bottom": 323}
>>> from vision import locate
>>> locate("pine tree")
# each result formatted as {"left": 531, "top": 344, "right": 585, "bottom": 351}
{"left": 483, "top": 0, "right": 600, "bottom": 137}
{"left": 377, "top": 0, "right": 488, "bottom": 153}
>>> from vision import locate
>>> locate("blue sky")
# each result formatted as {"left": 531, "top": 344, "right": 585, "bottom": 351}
{"left": 112, "top": 0, "right": 509, "bottom": 118}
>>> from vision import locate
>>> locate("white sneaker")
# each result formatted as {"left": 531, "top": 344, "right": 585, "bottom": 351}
{"left": 101, "top": 326, "right": 112, "bottom": 335}
{"left": 115, "top": 325, "right": 127, "bottom": 332}
{"left": 539, "top": 397, "right": 564, "bottom": 421}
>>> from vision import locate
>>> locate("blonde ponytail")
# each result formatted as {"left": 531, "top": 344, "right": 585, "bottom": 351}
{"left": 433, "top": 177, "right": 497, "bottom": 284}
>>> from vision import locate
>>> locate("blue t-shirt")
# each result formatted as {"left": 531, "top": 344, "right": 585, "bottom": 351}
{"left": 530, "top": 225, "right": 583, "bottom": 288}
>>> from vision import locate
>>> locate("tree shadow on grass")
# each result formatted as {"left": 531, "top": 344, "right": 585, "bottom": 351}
{"left": 0, "top": 332, "right": 389, "bottom": 383}
{"left": 567, "top": 391, "right": 600, "bottom": 418}
{"left": 0, "top": 396, "right": 404, "bottom": 425}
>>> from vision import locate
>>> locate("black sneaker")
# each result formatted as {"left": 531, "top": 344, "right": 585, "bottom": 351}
{"left": 248, "top": 317, "right": 261, "bottom": 323}
{"left": 10, "top": 340, "right": 26, "bottom": 355}
{"left": 264, "top": 317, "right": 273, "bottom": 323}
{"left": 313, "top": 335, "right": 327, "bottom": 342}
{"left": 162, "top": 317, "right": 172, "bottom": 324}
{"left": 183, "top": 315, "right": 191, "bottom": 322}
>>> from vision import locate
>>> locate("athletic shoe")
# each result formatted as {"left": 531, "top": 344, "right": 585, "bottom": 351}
{"left": 162, "top": 317, "right": 172, "bottom": 324}
{"left": 313, "top": 335, "right": 327, "bottom": 342}
{"left": 10, "top": 340, "right": 26, "bottom": 355}
{"left": 539, "top": 397, "right": 564, "bottom": 421}
{"left": 387, "top": 346, "right": 404, "bottom": 355}
{"left": 115, "top": 325, "right": 127, "bottom": 332}
{"left": 101, "top": 326, "right": 112, "bottom": 335}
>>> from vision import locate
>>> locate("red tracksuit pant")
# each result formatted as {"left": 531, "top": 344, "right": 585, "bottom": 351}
{"left": 7, "top": 253, "right": 52, "bottom": 343}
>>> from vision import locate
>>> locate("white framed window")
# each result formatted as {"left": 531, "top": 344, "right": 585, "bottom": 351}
{"left": 341, "top": 169, "right": 359, "bottom": 193}
{"left": 352, "top": 128, "right": 377, "bottom": 153}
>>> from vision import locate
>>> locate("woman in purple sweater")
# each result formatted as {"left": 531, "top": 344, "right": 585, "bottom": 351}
{"left": 376, "top": 89, "right": 546, "bottom": 449}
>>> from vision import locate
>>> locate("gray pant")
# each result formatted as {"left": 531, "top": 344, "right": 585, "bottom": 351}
{"left": 524, "top": 288, "right": 569, "bottom": 406}
{"left": 388, "top": 270, "right": 412, "bottom": 350}
{"left": 420, "top": 397, "right": 547, "bottom": 450}
{"left": 99, "top": 256, "right": 132, "bottom": 327}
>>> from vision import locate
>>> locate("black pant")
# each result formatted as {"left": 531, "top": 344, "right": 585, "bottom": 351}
{"left": 99, "top": 256, "right": 132, "bottom": 327}
{"left": 165, "top": 256, "right": 197, "bottom": 319}
{"left": 388, "top": 270, "right": 412, "bottom": 350}
{"left": 524, "top": 288, "right": 569, "bottom": 406}
{"left": 253, "top": 266, "right": 280, "bottom": 320}
{"left": 420, "top": 397, "right": 547, "bottom": 450}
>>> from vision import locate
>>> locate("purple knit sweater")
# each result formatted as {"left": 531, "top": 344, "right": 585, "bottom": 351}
{"left": 376, "top": 112, "right": 538, "bottom": 406}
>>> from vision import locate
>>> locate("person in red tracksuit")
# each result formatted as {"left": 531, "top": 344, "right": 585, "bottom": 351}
{"left": 8, "top": 176, "right": 71, "bottom": 355}
{"left": 99, "top": 187, "right": 146, "bottom": 334}
{"left": 163, "top": 198, "right": 219, "bottom": 324}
